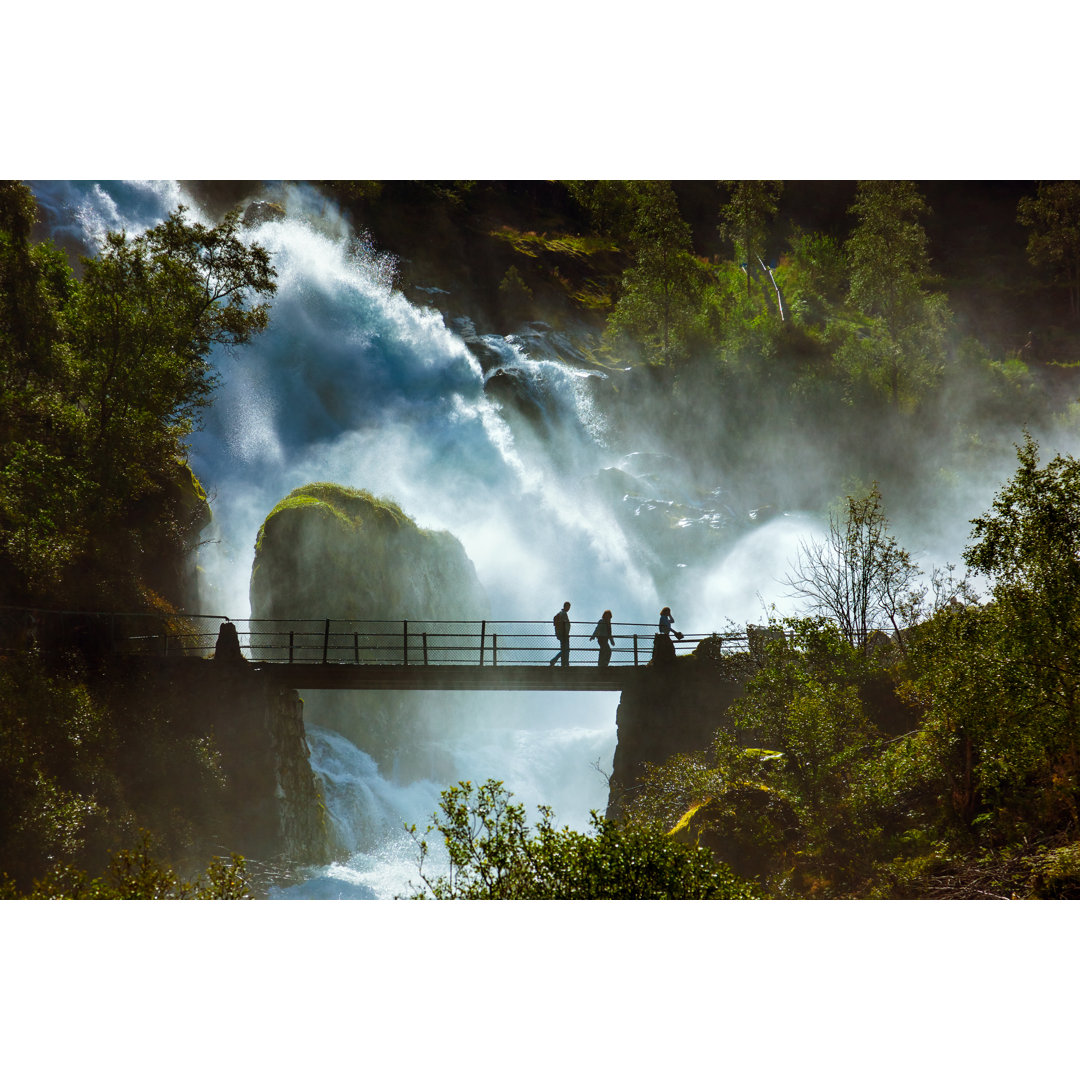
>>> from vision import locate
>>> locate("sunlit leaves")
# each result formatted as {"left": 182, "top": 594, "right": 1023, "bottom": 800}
{"left": 407, "top": 778, "right": 757, "bottom": 899}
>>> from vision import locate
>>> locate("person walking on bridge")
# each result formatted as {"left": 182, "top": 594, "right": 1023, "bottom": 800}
{"left": 589, "top": 609, "right": 615, "bottom": 667}
{"left": 550, "top": 601, "right": 571, "bottom": 667}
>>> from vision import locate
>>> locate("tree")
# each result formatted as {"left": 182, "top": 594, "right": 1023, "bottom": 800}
{"left": 783, "top": 483, "right": 922, "bottom": 652}
{"left": 626, "top": 619, "right": 897, "bottom": 895}
{"left": 607, "top": 182, "right": 706, "bottom": 365}
{"left": 1017, "top": 181, "right": 1080, "bottom": 318}
{"left": 562, "top": 180, "right": 644, "bottom": 247}
{"left": 846, "top": 181, "right": 934, "bottom": 330}
{"left": 0, "top": 189, "right": 277, "bottom": 606}
{"left": 842, "top": 182, "right": 951, "bottom": 409}
{"left": 960, "top": 434, "right": 1080, "bottom": 778}
{"left": 0, "top": 181, "right": 73, "bottom": 398}
{"left": 407, "top": 779, "right": 757, "bottom": 899}
{"left": 717, "top": 180, "right": 783, "bottom": 303}
{"left": 906, "top": 434, "right": 1080, "bottom": 825}
{"left": 783, "top": 228, "right": 847, "bottom": 324}
{"left": 69, "top": 206, "right": 276, "bottom": 494}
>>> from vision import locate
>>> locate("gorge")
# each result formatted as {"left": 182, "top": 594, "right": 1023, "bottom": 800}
{"left": 15, "top": 178, "right": 1080, "bottom": 900}
{"left": 27, "top": 181, "right": 777, "bottom": 897}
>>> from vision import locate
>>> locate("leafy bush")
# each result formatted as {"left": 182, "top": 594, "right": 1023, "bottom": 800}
{"left": 0, "top": 832, "right": 251, "bottom": 899}
{"left": 407, "top": 779, "right": 757, "bottom": 899}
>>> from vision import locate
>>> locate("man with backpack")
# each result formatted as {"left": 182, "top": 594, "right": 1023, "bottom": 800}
{"left": 549, "top": 601, "right": 571, "bottom": 667}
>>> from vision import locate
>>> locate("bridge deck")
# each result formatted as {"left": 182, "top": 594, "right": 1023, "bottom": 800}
{"left": 253, "top": 661, "right": 646, "bottom": 691}
{"left": 145, "top": 656, "right": 649, "bottom": 691}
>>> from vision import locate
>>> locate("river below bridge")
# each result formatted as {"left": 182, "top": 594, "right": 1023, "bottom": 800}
{"left": 270, "top": 691, "right": 619, "bottom": 899}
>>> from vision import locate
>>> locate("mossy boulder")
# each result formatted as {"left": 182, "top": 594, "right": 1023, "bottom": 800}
{"left": 250, "top": 482, "right": 489, "bottom": 621}
{"left": 248, "top": 483, "right": 490, "bottom": 781}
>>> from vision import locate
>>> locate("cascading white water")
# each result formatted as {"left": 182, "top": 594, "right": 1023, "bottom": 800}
{"left": 30, "top": 180, "right": 808, "bottom": 898}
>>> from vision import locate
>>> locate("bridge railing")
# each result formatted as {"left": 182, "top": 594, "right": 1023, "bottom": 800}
{"left": 231, "top": 618, "right": 745, "bottom": 667}
{"left": 2, "top": 607, "right": 760, "bottom": 667}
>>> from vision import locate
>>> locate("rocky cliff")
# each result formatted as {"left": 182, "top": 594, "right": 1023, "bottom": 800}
{"left": 105, "top": 653, "right": 333, "bottom": 890}
{"left": 607, "top": 649, "right": 753, "bottom": 819}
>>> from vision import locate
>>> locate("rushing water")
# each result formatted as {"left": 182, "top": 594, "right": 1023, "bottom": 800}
{"left": 29, "top": 180, "right": 810, "bottom": 898}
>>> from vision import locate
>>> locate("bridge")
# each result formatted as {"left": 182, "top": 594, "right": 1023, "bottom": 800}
{"left": 4, "top": 609, "right": 754, "bottom": 692}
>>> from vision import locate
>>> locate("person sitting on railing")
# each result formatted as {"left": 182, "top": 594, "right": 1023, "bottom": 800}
{"left": 214, "top": 619, "right": 246, "bottom": 664}
{"left": 652, "top": 606, "right": 682, "bottom": 664}
{"left": 589, "top": 610, "right": 615, "bottom": 668}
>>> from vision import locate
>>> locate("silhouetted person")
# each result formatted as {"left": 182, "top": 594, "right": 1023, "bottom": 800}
{"left": 589, "top": 609, "right": 615, "bottom": 667}
{"left": 214, "top": 619, "right": 246, "bottom": 664}
{"left": 652, "top": 606, "right": 682, "bottom": 664}
{"left": 550, "top": 601, "right": 571, "bottom": 666}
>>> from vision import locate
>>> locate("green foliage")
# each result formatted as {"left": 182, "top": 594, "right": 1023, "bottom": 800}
{"left": 563, "top": 181, "right": 645, "bottom": 247}
{"left": 0, "top": 832, "right": 251, "bottom": 899}
{"left": 627, "top": 435, "right": 1080, "bottom": 893}
{"left": 0, "top": 655, "right": 112, "bottom": 880}
{"left": 629, "top": 618, "right": 955, "bottom": 895}
{"left": 0, "top": 185, "right": 276, "bottom": 608}
{"left": 607, "top": 182, "right": 708, "bottom": 365}
{"left": 1028, "top": 841, "right": 1080, "bottom": 898}
{"left": 907, "top": 435, "right": 1080, "bottom": 825}
{"left": 717, "top": 180, "right": 783, "bottom": 301}
{"left": 407, "top": 779, "right": 757, "bottom": 899}
{"left": 1017, "top": 181, "right": 1080, "bottom": 317}
{"left": 497, "top": 264, "right": 533, "bottom": 320}
{"left": 839, "top": 181, "right": 952, "bottom": 410}
{"left": 67, "top": 205, "right": 275, "bottom": 493}
{"left": 780, "top": 229, "right": 847, "bottom": 323}
{"left": 846, "top": 181, "right": 935, "bottom": 330}
{"left": 0, "top": 650, "right": 246, "bottom": 891}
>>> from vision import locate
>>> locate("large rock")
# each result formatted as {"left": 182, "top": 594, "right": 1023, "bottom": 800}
{"left": 249, "top": 483, "right": 491, "bottom": 780}
{"left": 250, "top": 482, "right": 489, "bottom": 622}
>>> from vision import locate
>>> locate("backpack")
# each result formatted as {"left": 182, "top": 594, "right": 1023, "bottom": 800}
{"left": 553, "top": 613, "right": 561, "bottom": 638}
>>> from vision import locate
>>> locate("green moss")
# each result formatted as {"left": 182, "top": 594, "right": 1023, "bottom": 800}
{"left": 490, "top": 226, "right": 619, "bottom": 260}
{"left": 255, "top": 483, "right": 415, "bottom": 556}
{"left": 250, "top": 481, "right": 489, "bottom": 623}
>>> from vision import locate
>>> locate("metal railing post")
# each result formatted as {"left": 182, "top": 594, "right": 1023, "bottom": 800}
{"left": 422, "top": 632, "right": 429, "bottom": 665}
{"left": 479, "top": 620, "right": 486, "bottom": 666}
{"left": 493, "top": 633, "right": 498, "bottom": 667}
{"left": 354, "top": 632, "right": 360, "bottom": 664}
{"left": 322, "top": 619, "right": 330, "bottom": 664}
{"left": 403, "top": 620, "right": 408, "bottom": 666}
{"left": 289, "top": 630, "right": 295, "bottom": 663}
{"left": 633, "top": 634, "right": 639, "bottom": 666}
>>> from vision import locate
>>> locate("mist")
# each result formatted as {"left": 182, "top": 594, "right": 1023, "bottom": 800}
{"left": 28, "top": 179, "right": 1080, "bottom": 895}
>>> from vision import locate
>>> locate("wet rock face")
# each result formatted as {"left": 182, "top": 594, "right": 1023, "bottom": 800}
{"left": 250, "top": 482, "right": 490, "bottom": 622}
{"left": 242, "top": 200, "right": 286, "bottom": 228}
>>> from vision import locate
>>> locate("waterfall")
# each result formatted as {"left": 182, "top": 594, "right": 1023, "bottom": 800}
{"left": 29, "top": 180, "right": 796, "bottom": 897}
